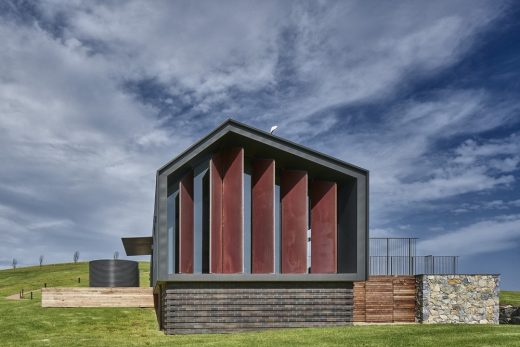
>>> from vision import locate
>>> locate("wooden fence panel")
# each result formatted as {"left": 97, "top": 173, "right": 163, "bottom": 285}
{"left": 353, "top": 276, "right": 416, "bottom": 323}
{"left": 392, "top": 277, "right": 416, "bottom": 322}
{"left": 353, "top": 282, "right": 366, "bottom": 322}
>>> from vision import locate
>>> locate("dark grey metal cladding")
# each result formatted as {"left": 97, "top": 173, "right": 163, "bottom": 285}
{"left": 337, "top": 179, "right": 357, "bottom": 273}
{"left": 157, "top": 119, "right": 367, "bottom": 177}
{"left": 89, "top": 259, "right": 139, "bottom": 287}
{"left": 157, "top": 173, "right": 169, "bottom": 283}
{"left": 167, "top": 190, "right": 179, "bottom": 275}
{"left": 122, "top": 237, "right": 152, "bottom": 256}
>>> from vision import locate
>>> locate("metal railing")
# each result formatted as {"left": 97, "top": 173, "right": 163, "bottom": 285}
{"left": 369, "top": 255, "right": 459, "bottom": 275}
{"left": 370, "top": 238, "right": 417, "bottom": 258}
{"left": 369, "top": 237, "right": 458, "bottom": 275}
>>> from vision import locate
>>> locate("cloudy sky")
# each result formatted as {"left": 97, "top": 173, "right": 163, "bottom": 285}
{"left": 0, "top": 1, "right": 519, "bottom": 289}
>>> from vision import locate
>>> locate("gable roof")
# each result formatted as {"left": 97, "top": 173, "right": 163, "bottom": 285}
{"left": 157, "top": 119, "right": 368, "bottom": 178}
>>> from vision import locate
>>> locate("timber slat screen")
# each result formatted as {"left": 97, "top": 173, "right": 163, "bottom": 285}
{"left": 353, "top": 276, "right": 416, "bottom": 323}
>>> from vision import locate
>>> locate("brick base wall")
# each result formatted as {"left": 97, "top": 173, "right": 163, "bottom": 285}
{"left": 161, "top": 282, "right": 353, "bottom": 334}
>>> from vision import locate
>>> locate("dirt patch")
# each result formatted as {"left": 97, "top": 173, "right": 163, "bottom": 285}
{"left": 5, "top": 289, "right": 40, "bottom": 300}
{"left": 5, "top": 293, "right": 22, "bottom": 300}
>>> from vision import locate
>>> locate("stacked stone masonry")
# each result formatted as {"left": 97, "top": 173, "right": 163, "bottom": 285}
{"left": 416, "top": 275, "right": 499, "bottom": 324}
{"left": 161, "top": 282, "right": 353, "bottom": 334}
{"left": 499, "top": 305, "right": 520, "bottom": 324}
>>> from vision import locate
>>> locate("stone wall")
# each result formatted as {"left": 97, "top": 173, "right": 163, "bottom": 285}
{"left": 416, "top": 275, "right": 499, "bottom": 324}
{"left": 499, "top": 305, "right": 520, "bottom": 324}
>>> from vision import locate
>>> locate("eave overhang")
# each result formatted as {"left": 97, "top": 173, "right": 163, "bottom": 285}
{"left": 122, "top": 236, "right": 153, "bottom": 256}
{"left": 157, "top": 119, "right": 369, "bottom": 180}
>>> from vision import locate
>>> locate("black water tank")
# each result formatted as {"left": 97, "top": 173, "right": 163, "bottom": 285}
{"left": 89, "top": 259, "right": 139, "bottom": 287}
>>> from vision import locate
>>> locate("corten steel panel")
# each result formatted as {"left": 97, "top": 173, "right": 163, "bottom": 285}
{"left": 251, "top": 159, "right": 275, "bottom": 273}
{"left": 281, "top": 170, "right": 308, "bottom": 273}
{"left": 222, "top": 147, "right": 244, "bottom": 273}
{"left": 179, "top": 171, "right": 194, "bottom": 273}
{"left": 311, "top": 181, "right": 337, "bottom": 273}
{"left": 210, "top": 154, "right": 223, "bottom": 273}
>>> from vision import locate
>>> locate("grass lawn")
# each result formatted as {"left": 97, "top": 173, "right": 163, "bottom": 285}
{"left": 0, "top": 262, "right": 150, "bottom": 297}
{"left": 1, "top": 263, "right": 519, "bottom": 347}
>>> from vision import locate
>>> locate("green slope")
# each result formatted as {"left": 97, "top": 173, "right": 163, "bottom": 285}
{"left": 0, "top": 262, "right": 150, "bottom": 297}
{"left": 0, "top": 264, "right": 519, "bottom": 347}
{"left": 501, "top": 291, "right": 520, "bottom": 306}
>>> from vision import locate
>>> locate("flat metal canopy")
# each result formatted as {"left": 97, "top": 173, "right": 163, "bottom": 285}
{"left": 122, "top": 236, "right": 153, "bottom": 256}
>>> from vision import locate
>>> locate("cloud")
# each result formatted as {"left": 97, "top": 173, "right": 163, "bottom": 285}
{"left": 453, "top": 199, "right": 520, "bottom": 214}
{"left": 4, "top": 0, "right": 506, "bottom": 136}
{"left": 316, "top": 91, "right": 519, "bottom": 226}
{"left": 0, "top": 0, "right": 516, "bottom": 267}
{"left": 454, "top": 134, "right": 520, "bottom": 165}
{"left": 419, "top": 215, "right": 520, "bottom": 256}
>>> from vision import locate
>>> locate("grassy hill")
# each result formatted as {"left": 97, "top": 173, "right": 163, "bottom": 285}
{"left": 0, "top": 262, "right": 150, "bottom": 297}
{"left": 501, "top": 291, "right": 520, "bottom": 306}
{"left": 0, "top": 263, "right": 519, "bottom": 347}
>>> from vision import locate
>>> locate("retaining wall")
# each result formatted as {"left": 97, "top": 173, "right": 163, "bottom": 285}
{"left": 41, "top": 287, "right": 154, "bottom": 308}
{"left": 416, "top": 274, "right": 499, "bottom": 324}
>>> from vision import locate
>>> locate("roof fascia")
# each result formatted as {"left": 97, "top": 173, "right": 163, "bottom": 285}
{"left": 157, "top": 119, "right": 368, "bottom": 179}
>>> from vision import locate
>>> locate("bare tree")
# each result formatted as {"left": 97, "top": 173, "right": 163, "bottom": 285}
{"left": 12, "top": 258, "right": 17, "bottom": 270}
{"left": 39, "top": 255, "right": 44, "bottom": 267}
{"left": 73, "top": 251, "right": 80, "bottom": 264}
{"left": 113, "top": 251, "right": 119, "bottom": 260}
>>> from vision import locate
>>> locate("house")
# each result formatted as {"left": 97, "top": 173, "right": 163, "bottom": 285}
{"left": 123, "top": 119, "right": 369, "bottom": 334}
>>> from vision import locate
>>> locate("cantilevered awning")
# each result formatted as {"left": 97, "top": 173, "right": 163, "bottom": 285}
{"left": 122, "top": 237, "right": 153, "bottom": 256}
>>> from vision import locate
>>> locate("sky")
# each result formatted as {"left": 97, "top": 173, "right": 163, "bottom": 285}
{"left": 0, "top": 1, "right": 519, "bottom": 289}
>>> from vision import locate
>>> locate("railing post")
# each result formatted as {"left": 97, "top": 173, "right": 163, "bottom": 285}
{"left": 408, "top": 238, "right": 412, "bottom": 275}
{"left": 453, "top": 257, "right": 457, "bottom": 274}
{"left": 386, "top": 238, "right": 389, "bottom": 275}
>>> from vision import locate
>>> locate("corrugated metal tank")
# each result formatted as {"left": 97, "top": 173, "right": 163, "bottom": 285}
{"left": 89, "top": 259, "right": 139, "bottom": 287}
